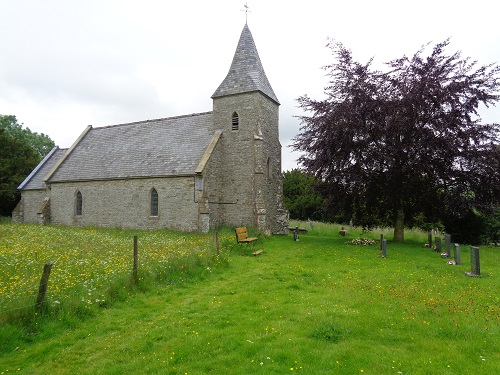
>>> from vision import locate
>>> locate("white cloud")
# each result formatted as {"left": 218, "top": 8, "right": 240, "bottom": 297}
{"left": 1, "top": 0, "right": 498, "bottom": 172}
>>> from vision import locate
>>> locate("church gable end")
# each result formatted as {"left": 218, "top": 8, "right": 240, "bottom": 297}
{"left": 15, "top": 24, "right": 288, "bottom": 234}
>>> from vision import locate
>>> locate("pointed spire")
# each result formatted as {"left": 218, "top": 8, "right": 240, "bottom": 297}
{"left": 212, "top": 24, "right": 279, "bottom": 105}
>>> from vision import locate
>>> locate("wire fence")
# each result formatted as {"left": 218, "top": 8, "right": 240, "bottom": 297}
{"left": 0, "top": 227, "right": 235, "bottom": 317}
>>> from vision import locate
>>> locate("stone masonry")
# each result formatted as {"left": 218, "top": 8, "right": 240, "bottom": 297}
{"left": 14, "top": 23, "right": 289, "bottom": 234}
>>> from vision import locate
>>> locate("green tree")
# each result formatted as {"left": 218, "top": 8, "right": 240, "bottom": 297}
{"left": 0, "top": 115, "right": 55, "bottom": 216}
{"left": 283, "top": 169, "right": 326, "bottom": 220}
{"left": 0, "top": 115, "right": 55, "bottom": 158}
{"left": 484, "top": 208, "right": 500, "bottom": 246}
{"left": 0, "top": 128, "right": 40, "bottom": 216}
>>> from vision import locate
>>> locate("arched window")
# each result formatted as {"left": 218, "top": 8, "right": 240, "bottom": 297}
{"left": 232, "top": 112, "right": 239, "bottom": 131}
{"left": 150, "top": 188, "right": 158, "bottom": 216}
{"left": 75, "top": 191, "right": 83, "bottom": 216}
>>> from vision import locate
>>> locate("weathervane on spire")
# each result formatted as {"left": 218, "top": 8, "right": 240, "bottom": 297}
{"left": 242, "top": 3, "right": 251, "bottom": 24}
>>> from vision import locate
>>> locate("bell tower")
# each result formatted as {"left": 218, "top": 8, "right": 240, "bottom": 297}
{"left": 210, "top": 24, "right": 288, "bottom": 234}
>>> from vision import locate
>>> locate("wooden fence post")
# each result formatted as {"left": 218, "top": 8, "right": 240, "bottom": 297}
{"left": 133, "top": 235, "right": 138, "bottom": 280}
{"left": 36, "top": 261, "right": 54, "bottom": 310}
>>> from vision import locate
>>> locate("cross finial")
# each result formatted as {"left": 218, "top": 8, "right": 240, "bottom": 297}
{"left": 242, "top": 3, "right": 250, "bottom": 24}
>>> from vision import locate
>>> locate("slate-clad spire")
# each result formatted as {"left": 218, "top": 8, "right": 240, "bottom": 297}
{"left": 212, "top": 24, "right": 279, "bottom": 105}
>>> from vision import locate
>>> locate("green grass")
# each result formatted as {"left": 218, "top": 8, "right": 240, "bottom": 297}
{"left": 0, "top": 223, "right": 232, "bottom": 321}
{"left": 1, "top": 221, "right": 499, "bottom": 374}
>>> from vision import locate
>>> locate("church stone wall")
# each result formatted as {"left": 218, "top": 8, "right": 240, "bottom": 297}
{"left": 49, "top": 177, "right": 200, "bottom": 231}
{"left": 259, "top": 95, "right": 289, "bottom": 234}
{"left": 211, "top": 91, "right": 288, "bottom": 233}
{"left": 212, "top": 93, "right": 260, "bottom": 228}
{"left": 15, "top": 190, "right": 48, "bottom": 223}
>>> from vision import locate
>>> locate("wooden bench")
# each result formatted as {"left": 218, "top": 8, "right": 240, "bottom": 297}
{"left": 235, "top": 227, "right": 262, "bottom": 255}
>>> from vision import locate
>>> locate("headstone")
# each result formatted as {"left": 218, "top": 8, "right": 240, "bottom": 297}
{"left": 308, "top": 219, "right": 315, "bottom": 229}
{"left": 381, "top": 239, "right": 387, "bottom": 258}
{"left": 339, "top": 227, "right": 348, "bottom": 236}
{"left": 380, "top": 234, "right": 384, "bottom": 251}
{"left": 427, "top": 231, "right": 433, "bottom": 248}
{"left": 435, "top": 237, "right": 442, "bottom": 253}
{"left": 454, "top": 243, "right": 461, "bottom": 265}
{"left": 445, "top": 234, "right": 451, "bottom": 257}
{"left": 293, "top": 226, "right": 299, "bottom": 241}
{"left": 465, "top": 246, "right": 480, "bottom": 277}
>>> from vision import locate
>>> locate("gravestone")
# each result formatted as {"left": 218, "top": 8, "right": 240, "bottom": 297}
{"left": 445, "top": 234, "right": 451, "bottom": 257}
{"left": 435, "top": 237, "right": 442, "bottom": 253}
{"left": 380, "top": 234, "right": 384, "bottom": 251}
{"left": 465, "top": 246, "right": 480, "bottom": 277}
{"left": 454, "top": 243, "right": 461, "bottom": 265}
{"left": 293, "top": 226, "right": 299, "bottom": 241}
{"left": 308, "top": 219, "right": 315, "bottom": 229}
{"left": 381, "top": 239, "right": 387, "bottom": 258}
{"left": 427, "top": 231, "right": 433, "bottom": 248}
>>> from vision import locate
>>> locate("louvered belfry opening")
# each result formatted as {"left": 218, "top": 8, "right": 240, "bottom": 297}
{"left": 232, "top": 112, "right": 239, "bottom": 130}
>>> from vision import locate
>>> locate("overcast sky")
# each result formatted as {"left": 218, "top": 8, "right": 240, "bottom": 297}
{"left": 1, "top": 0, "right": 499, "bottom": 171}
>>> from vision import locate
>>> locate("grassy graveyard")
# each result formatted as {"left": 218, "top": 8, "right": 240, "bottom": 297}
{"left": 0, "top": 220, "right": 499, "bottom": 374}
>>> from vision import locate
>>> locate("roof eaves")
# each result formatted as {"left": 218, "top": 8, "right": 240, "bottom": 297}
{"left": 47, "top": 174, "right": 198, "bottom": 184}
{"left": 17, "top": 146, "right": 60, "bottom": 190}
{"left": 211, "top": 90, "right": 280, "bottom": 106}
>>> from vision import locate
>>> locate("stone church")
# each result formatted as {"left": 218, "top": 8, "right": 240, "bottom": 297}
{"left": 13, "top": 24, "right": 289, "bottom": 234}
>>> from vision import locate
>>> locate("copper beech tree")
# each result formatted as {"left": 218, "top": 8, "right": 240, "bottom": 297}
{"left": 293, "top": 40, "right": 500, "bottom": 241}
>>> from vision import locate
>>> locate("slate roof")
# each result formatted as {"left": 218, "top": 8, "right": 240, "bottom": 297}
{"left": 212, "top": 24, "right": 279, "bottom": 105}
{"left": 46, "top": 112, "right": 214, "bottom": 183}
{"left": 18, "top": 147, "right": 68, "bottom": 190}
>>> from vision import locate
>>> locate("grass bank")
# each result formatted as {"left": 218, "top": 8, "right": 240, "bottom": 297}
{"left": 1, "top": 221, "right": 499, "bottom": 374}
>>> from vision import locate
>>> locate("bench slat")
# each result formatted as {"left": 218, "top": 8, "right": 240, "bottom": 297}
{"left": 239, "top": 237, "right": 258, "bottom": 243}
{"left": 235, "top": 227, "right": 262, "bottom": 255}
{"left": 235, "top": 227, "right": 258, "bottom": 243}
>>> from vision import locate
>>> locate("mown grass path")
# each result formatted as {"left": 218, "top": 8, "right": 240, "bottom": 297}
{"left": 1, "top": 228, "right": 499, "bottom": 374}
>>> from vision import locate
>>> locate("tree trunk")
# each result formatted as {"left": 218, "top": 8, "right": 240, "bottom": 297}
{"left": 393, "top": 207, "right": 405, "bottom": 242}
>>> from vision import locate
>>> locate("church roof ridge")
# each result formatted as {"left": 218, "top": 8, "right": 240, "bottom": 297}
{"left": 96, "top": 111, "right": 214, "bottom": 130}
{"left": 212, "top": 24, "right": 279, "bottom": 105}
